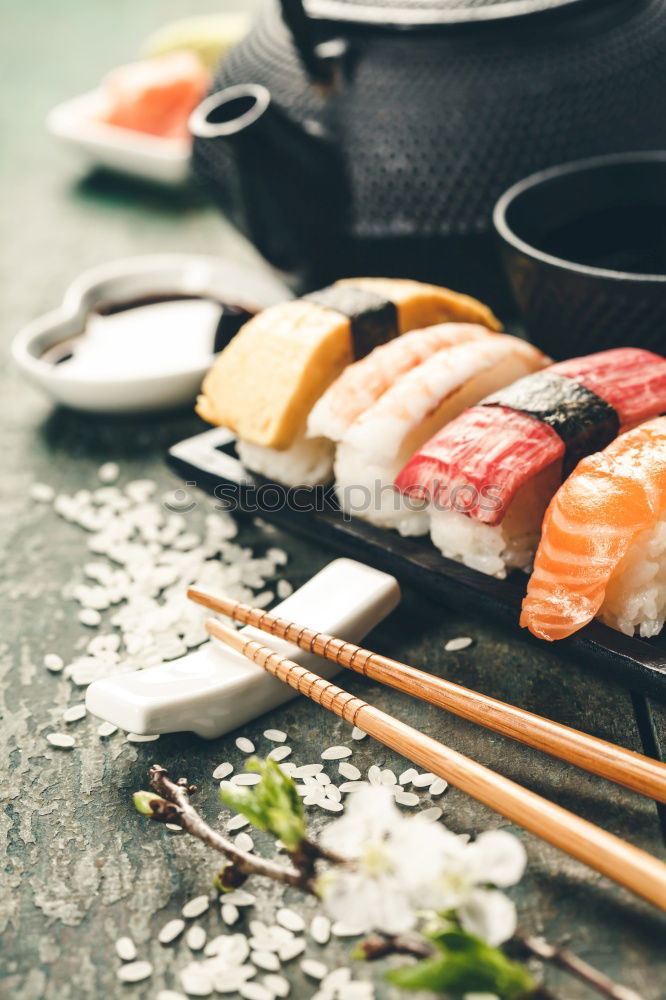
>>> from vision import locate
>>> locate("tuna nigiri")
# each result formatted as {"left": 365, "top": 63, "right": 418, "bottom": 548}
{"left": 395, "top": 348, "right": 666, "bottom": 577}
{"left": 197, "top": 278, "right": 499, "bottom": 487}
{"left": 521, "top": 417, "right": 666, "bottom": 640}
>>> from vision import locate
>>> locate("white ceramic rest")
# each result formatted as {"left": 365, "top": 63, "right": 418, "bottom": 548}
{"left": 85, "top": 559, "right": 400, "bottom": 739}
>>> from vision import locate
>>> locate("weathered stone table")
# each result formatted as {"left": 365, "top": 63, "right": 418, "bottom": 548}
{"left": 1, "top": 2, "right": 665, "bottom": 997}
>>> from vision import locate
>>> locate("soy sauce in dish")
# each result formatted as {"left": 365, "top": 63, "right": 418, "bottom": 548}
{"left": 539, "top": 204, "right": 666, "bottom": 275}
{"left": 41, "top": 293, "right": 254, "bottom": 374}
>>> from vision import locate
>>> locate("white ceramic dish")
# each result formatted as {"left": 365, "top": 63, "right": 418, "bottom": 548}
{"left": 47, "top": 89, "right": 192, "bottom": 186}
{"left": 86, "top": 559, "right": 400, "bottom": 738}
{"left": 12, "top": 254, "right": 292, "bottom": 413}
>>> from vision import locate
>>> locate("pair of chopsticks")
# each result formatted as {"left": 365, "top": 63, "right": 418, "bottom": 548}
{"left": 189, "top": 587, "right": 666, "bottom": 911}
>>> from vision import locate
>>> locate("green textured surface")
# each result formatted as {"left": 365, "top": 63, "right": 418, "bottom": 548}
{"left": 1, "top": 1, "right": 666, "bottom": 998}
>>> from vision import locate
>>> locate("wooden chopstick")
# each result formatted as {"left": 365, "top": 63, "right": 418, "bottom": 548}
{"left": 205, "top": 617, "right": 666, "bottom": 911}
{"left": 188, "top": 588, "right": 666, "bottom": 804}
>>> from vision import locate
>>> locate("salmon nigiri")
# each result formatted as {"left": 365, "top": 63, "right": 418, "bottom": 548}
{"left": 521, "top": 417, "right": 666, "bottom": 640}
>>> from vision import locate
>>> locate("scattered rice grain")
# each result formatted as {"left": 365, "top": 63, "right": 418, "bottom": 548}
{"left": 338, "top": 762, "right": 361, "bottom": 781}
{"left": 321, "top": 745, "right": 352, "bottom": 760}
{"left": 351, "top": 727, "right": 367, "bottom": 740}
{"left": 46, "top": 732, "right": 75, "bottom": 749}
{"left": 63, "top": 704, "right": 86, "bottom": 723}
{"left": 231, "top": 773, "right": 261, "bottom": 786}
{"left": 235, "top": 832, "right": 254, "bottom": 852}
{"left": 115, "top": 936, "right": 136, "bottom": 961}
{"left": 98, "top": 462, "right": 119, "bottom": 484}
{"left": 276, "top": 907, "right": 305, "bottom": 933}
{"left": 158, "top": 918, "right": 185, "bottom": 944}
{"left": 182, "top": 895, "right": 209, "bottom": 919}
{"left": 412, "top": 772, "right": 436, "bottom": 788}
{"left": 78, "top": 608, "right": 101, "bottom": 627}
{"left": 251, "top": 950, "right": 280, "bottom": 972}
{"left": 227, "top": 814, "right": 250, "bottom": 832}
{"left": 277, "top": 938, "right": 305, "bottom": 962}
{"left": 44, "top": 653, "right": 64, "bottom": 673}
{"left": 117, "top": 960, "right": 153, "bottom": 983}
{"left": 263, "top": 728, "right": 287, "bottom": 742}
{"left": 186, "top": 925, "right": 207, "bottom": 951}
{"left": 213, "top": 762, "right": 234, "bottom": 780}
{"left": 263, "top": 973, "right": 290, "bottom": 997}
{"left": 30, "top": 483, "right": 55, "bottom": 503}
{"left": 310, "top": 915, "right": 331, "bottom": 945}
{"left": 300, "top": 959, "right": 327, "bottom": 980}
{"left": 445, "top": 636, "right": 473, "bottom": 652}
{"left": 240, "top": 984, "right": 272, "bottom": 1000}
{"left": 222, "top": 903, "right": 240, "bottom": 925}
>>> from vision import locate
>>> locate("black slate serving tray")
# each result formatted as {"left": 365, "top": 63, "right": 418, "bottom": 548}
{"left": 168, "top": 426, "right": 666, "bottom": 704}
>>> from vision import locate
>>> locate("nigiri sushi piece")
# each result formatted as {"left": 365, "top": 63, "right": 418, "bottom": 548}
{"left": 521, "top": 417, "right": 666, "bottom": 640}
{"left": 318, "top": 332, "right": 548, "bottom": 534}
{"left": 395, "top": 348, "right": 666, "bottom": 578}
{"left": 196, "top": 278, "right": 500, "bottom": 487}
{"left": 308, "top": 322, "right": 492, "bottom": 443}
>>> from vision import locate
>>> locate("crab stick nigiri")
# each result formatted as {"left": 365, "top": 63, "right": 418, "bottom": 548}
{"left": 395, "top": 348, "right": 666, "bottom": 578}
{"left": 521, "top": 417, "right": 666, "bottom": 640}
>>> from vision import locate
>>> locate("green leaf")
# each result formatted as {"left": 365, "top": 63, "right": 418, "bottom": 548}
{"left": 220, "top": 757, "right": 306, "bottom": 851}
{"left": 387, "top": 931, "right": 534, "bottom": 1000}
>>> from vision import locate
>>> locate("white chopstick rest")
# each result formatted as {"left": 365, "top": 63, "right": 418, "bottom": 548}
{"left": 85, "top": 558, "right": 400, "bottom": 738}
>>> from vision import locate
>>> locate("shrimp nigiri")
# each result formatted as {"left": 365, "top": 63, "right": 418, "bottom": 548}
{"left": 521, "top": 417, "right": 666, "bottom": 640}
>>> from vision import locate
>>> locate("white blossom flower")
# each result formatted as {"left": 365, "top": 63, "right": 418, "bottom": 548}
{"left": 458, "top": 888, "right": 518, "bottom": 946}
{"left": 318, "top": 786, "right": 454, "bottom": 934}
{"left": 319, "top": 788, "right": 526, "bottom": 945}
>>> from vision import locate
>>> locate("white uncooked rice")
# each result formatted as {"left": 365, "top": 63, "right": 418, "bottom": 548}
{"left": 182, "top": 895, "right": 209, "bottom": 919}
{"left": 213, "top": 762, "right": 234, "bottom": 780}
{"left": 321, "top": 745, "right": 352, "bottom": 760}
{"left": 428, "top": 462, "right": 561, "bottom": 578}
{"left": 600, "top": 518, "right": 666, "bottom": 637}
{"left": 159, "top": 919, "right": 186, "bottom": 944}
{"left": 334, "top": 443, "right": 429, "bottom": 536}
{"left": 47, "top": 733, "right": 75, "bottom": 749}
{"left": 310, "top": 915, "right": 331, "bottom": 945}
{"left": 276, "top": 907, "right": 305, "bottom": 932}
{"left": 264, "top": 728, "right": 287, "bottom": 742}
{"left": 117, "top": 961, "right": 153, "bottom": 983}
{"left": 444, "top": 637, "right": 473, "bottom": 652}
{"left": 237, "top": 433, "right": 334, "bottom": 488}
{"left": 115, "top": 936, "right": 137, "bottom": 961}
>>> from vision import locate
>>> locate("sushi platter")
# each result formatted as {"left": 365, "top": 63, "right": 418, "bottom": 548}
{"left": 170, "top": 275, "right": 666, "bottom": 705}
{"left": 168, "top": 425, "right": 666, "bottom": 703}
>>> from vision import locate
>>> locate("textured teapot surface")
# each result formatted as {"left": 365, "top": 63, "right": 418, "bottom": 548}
{"left": 193, "top": 0, "right": 666, "bottom": 295}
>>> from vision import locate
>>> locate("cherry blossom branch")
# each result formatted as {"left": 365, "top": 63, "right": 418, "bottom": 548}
{"left": 138, "top": 766, "right": 643, "bottom": 1000}
{"left": 146, "top": 765, "right": 318, "bottom": 891}
{"left": 514, "top": 936, "right": 645, "bottom": 1000}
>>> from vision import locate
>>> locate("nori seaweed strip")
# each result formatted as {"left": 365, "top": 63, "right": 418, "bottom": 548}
{"left": 304, "top": 285, "right": 398, "bottom": 359}
{"left": 481, "top": 372, "right": 620, "bottom": 477}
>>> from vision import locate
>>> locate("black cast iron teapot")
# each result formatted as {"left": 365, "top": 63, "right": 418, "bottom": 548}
{"left": 190, "top": 0, "right": 666, "bottom": 307}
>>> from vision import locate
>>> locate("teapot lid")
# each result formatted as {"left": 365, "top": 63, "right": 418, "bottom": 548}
{"left": 304, "top": 0, "right": 592, "bottom": 27}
